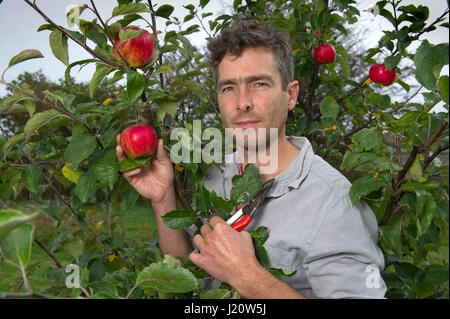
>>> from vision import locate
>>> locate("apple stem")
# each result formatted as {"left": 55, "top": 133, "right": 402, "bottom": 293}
{"left": 89, "top": 0, "right": 130, "bottom": 69}
{"left": 147, "top": 0, "right": 165, "bottom": 90}
{"left": 23, "top": 0, "right": 129, "bottom": 73}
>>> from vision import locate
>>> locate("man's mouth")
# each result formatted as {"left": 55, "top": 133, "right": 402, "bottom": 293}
{"left": 235, "top": 120, "right": 260, "bottom": 129}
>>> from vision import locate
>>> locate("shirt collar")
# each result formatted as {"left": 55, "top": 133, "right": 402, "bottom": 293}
{"left": 223, "top": 136, "right": 315, "bottom": 198}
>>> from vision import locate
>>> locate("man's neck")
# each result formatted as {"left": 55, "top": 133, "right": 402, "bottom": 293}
{"left": 240, "top": 136, "right": 300, "bottom": 183}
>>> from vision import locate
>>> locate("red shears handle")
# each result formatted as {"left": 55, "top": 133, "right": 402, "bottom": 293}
{"left": 231, "top": 215, "right": 252, "bottom": 232}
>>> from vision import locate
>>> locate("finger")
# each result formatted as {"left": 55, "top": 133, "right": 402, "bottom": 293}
{"left": 156, "top": 139, "right": 168, "bottom": 161}
{"left": 209, "top": 216, "right": 226, "bottom": 229}
{"left": 123, "top": 167, "right": 142, "bottom": 179}
{"left": 116, "top": 145, "right": 126, "bottom": 162}
{"left": 200, "top": 223, "right": 213, "bottom": 237}
{"left": 193, "top": 234, "right": 206, "bottom": 251}
{"left": 189, "top": 249, "right": 202, "bottom": 266}
{"left": 116, "top": 133, "right": 121, "bottom": 145}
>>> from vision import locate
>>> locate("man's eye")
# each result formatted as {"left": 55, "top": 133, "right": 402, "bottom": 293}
{"left": 222, "top": 86, "right": 234, "bottom": 92}
{"left": 255, "top": 82, "right": 268, "bottom": 87}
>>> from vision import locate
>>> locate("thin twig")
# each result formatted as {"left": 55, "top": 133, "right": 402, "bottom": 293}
{"left": 147, "top": 0, "right": 165, "bottom": 90}
{"left": 34, "top": 238, "right": 63, "bottom": 268}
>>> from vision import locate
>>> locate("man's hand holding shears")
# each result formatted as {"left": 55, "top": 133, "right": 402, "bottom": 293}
{"left": 189, "top": 179, "right": 274, "bottom": 288}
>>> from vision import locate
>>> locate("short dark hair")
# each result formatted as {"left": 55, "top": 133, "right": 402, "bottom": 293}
{"left": 207, "top": 20, "right": 294, "bottom": 91}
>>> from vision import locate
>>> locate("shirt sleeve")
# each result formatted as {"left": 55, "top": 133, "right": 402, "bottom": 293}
{"left": 302, "top": 194, "right": 387, "bottom": 299}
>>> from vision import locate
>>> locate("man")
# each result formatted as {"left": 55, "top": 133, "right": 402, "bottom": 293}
{"left": 116, "top": 21, "right": 386, "bottom": 299}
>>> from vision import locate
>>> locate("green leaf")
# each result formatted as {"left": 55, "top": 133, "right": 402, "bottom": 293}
{"left": 8, "top": 49, "right": 44, "bottom": 68}
{"left": 399, "top": 181, "right": 439, "bottom": 192}
{"left": 269, "top": 268, "right": 298, "bottom": 281}
{"left": 2, "top": 133, "right": 25, "bottom": 160}
{"left": 86, "top": 28, "right": 108, "bottom": 49}
{"left": 417, "top": 192, "right": 436, "bottom": 235}
{"left": 49, "top": 30, "right": 69, "bottom": 66}
{"left": 155, "top": 64, "right": 173, "bottom": 75}
{"left": 397, "top": 111, "right": 421, "bottom": 128}
{"left": 352, "top": 128, "right": 382, "bottom": 151}
{"left": 231, "top": 164, "right": 262, "bottom": 206}
{"left": 90, "top": 64, "right": 113, "bottom": 98}
{"left": 341, "top": 151, "right": 388, "bottom": 172}
{"left": 75, "top": 171, "right": 97, "bottom": 203}
{"left": 119, "top": 157, "right": 150, "bottom": 172}
{"left": 379, "top": 224, "right": 401, "bottom": 255}
{"left": 118, "top": 28, "right": 144, "bottom": 43}
{"left": 65, "top": 59, "right": 98, "bottom": 82}
{"left": 24, "top": 109, "right": 70, "bottom": 139}
{"left": 250, "top": 226, "right": 269, "bottom": 244}
{"left": 65, "top": 134, "right": 97, "bottom": 168}
{"left": 319, "top": 96, "right": 339, "bottom": 119}
{"left": 22, "top": 163, "right": 40, "bottom": 193}
{"left": 137, "top": 262, "right": 199, "bottom": 292}
{"left": 0, "top": 209, "right": 39, "bottom": 238}
{"left": 112, "top": 3, "right": 151, "bottom": 17}
{"left": 161, "top": 210, "right": 197, "bottom": 230}
{"left": 415, "top": 265, "right": 449, "bottom": 298}
{"left": 409, "top": 158, "right": 427, "bottom": 182}
{"left": 414, "top": 41, "right": 449, "bottom": 89}
{"left": 251, "top": 235, "right": 268, "bottom": 268}
{"left": 155, "top": 98, "right": 177, "bottom": 117}
{"left": 200, "top": 288, "right": 232, "bottom": 299}
{"left": 384, "top": 54, "right": 401, "bottom": 69}
{"left": 338, "top": 56, "right": 350, "bottom": 79}
{"left": 63, "top": 239, "right": 84, "bottom": 262}
{"left": 88, "top": 148, "right": 119, "bottom": 189}
{"left": 349, "top": 176, "right": 385, "bottom": 206}
{"left": 250, "top": 226, "right": 269, "bottom": 268}
{"left": 210, "top": 191, "right": 233, "bottom": 219}
{"left": 200, "top": 0, "right": 210, "bottom": 9}
{"left": 0, "top": 223, "right": 34, "bottom": 269}
{"left": 155, "top": 4, "right": 174, "bottom": 19}
{"left": 438, "top": 75, "right": 449, "bottom": 104}
{"left": 127, "top": 72, "right": 145, "bottom": 102}
{"left": 37, "top": 24, "right": 57, "bottom": 32}
{"left": 194, "top": 187, "right": 211, "bottom": 213}
{"left": 35, "top": 200, "right": 62, "bottom": 224}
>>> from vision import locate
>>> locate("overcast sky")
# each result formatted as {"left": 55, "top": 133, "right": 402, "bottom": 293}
{"left": 0, "top": 0, "right": 448, "bottom": 111}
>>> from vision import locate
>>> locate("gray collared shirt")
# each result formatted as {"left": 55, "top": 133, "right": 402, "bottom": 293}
{"left": 187, "top": 136, "right": 387, "bottom": 299}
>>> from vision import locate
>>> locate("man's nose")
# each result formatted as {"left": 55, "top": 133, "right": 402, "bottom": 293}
{"left": 237, "top": 87, "right": 253, "bottom": 112}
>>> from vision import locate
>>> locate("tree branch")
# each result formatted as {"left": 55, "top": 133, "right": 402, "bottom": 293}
{"left": 88, "top": 0, "right": 130, "bottom": 68}
{"left": 23, "top": 0, "right": 129, "bottom": 72}
{"left": 0, "top": 77, "right": 104, "bottom": 150}
{"left": 379, "top": 120, "right": 449, "bottom": 225}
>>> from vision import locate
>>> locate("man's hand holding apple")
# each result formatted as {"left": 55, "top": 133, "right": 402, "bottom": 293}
{"left": 115, "top": 129, "right": 174, "bottom": 205}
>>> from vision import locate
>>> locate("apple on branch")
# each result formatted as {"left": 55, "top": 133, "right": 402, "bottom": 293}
{"left": 113, "top": 26, "right": 154, "bottom": 68}
{"left": 369, "top": 64, "right": 396, "bottom": 86}
{"left": 120, "top": 124, "right": 158, "bottom": 160}
{"left": 313, "top": 44, "right": 336, "bottom": 65}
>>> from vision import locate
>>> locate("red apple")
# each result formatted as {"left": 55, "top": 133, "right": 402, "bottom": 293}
{"left": 120, "top": 124, "right": 158, "bottom": 159}
{"left": 113, "top": 26, "right": 154, "bottom": 68}
{"left": 313, "top": 44, "right": 336, "bottom": 65}
{"left": 369, "top": 64, "right": 396, "bottom": 86}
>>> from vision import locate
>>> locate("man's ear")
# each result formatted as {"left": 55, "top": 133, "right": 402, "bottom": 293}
{"left": 287, "top": 80, "right": 299, "bottom": 111}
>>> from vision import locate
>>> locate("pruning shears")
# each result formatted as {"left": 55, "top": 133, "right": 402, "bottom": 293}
{"left": 226, "top": 178, "right": 275, "bottom": 232}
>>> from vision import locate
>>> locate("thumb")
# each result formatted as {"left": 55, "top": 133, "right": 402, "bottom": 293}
{"left": 156, "top": 139, "right": 170, "bottom": 162}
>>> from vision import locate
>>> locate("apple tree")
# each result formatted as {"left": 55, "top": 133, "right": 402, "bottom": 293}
{"left": 0, "top": 0, "right": 448, "bottom": 299}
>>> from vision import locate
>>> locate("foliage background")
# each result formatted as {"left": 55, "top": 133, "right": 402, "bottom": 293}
{"left": 0, "top": 0, "right": 448, "bottom": 299}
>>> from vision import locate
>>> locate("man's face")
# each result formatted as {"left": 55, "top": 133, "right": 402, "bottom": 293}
{"left": 216, "top": 47, "right": 298, "bottom": 152}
